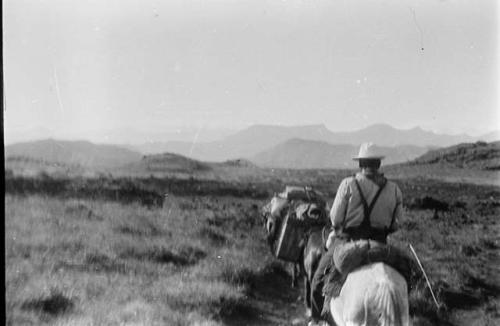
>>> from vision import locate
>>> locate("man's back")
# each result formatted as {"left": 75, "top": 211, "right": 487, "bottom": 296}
{"left": 330, "top": 173, "right": 403, "bottom": 233}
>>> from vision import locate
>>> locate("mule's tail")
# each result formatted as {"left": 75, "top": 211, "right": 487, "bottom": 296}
{"left": 366, "top": 280, "right": 406, "bottom": 326}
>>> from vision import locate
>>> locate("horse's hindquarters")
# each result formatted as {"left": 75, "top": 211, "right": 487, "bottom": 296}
{"left": 330, "top": 263, "right": 409, "bottom": 326}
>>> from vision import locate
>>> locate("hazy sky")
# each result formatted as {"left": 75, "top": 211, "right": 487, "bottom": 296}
{"left": 3, "top": 0, "right": 499, "bottom": 142}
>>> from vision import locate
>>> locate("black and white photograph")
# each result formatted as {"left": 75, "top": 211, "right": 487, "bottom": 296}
{"left": 4, "top": 0, "right": 499, "bottom": 325}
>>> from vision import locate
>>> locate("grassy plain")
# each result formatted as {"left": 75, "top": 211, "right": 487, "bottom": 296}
{"left": 5, "top": 164, "right": 500, "bottom": 325}
{"left": 6, "top": 193, "right": 280, "bottom": 325}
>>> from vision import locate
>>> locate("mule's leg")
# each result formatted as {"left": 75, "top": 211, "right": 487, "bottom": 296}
{"left": 292, "top": 263, "right": 300, "bottom": 288}
{"left": 309, "top": 258, "right": 327, "bottom": 321}
{"left": 305, "top": 276, "right": 312, "bottom": 317}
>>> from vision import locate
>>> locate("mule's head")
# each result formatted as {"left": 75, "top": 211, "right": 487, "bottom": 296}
{"left": 261, "top": 195, "right": 289, "bottom": 240}
{"left": 265, "top": 214, "right": 278, "bottom": 237}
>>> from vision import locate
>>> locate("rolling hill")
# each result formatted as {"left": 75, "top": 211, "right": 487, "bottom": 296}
{"left": 125, "top": 152, "right": 212, "bottom": 173}
{"left": 4, "top": 139, "right": 261, "bottom": 179}
{"left": 251, "top": 138, "right": 429, "bottom": 169}
{"left": 5, "top": 139, "right": 143, "bottom": 168}
{"left": 410, "top": 141, "right": 500, "bottom": 170}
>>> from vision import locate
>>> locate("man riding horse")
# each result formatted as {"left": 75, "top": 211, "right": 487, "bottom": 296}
{"left": 309, "top": 142, "right": 404, "bottom": 326}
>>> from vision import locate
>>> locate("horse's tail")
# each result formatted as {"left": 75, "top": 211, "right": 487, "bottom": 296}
{"left": 366, "top": 280, "right": 406, "bottom": 326}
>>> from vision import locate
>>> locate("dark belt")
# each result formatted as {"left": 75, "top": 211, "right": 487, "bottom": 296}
{"left": 338, "top": 227, "right": 388, "bottom": 244}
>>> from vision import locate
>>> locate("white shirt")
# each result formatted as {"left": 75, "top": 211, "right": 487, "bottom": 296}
{"left": 330, "top": 172, "right": 403, "bottom": 232}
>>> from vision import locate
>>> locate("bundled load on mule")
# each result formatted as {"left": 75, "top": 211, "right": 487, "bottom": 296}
{"left": 332, "top": 240, "right": 412, "bottom": 280}
{"left": 322, "top": 239, "right": 414, "bottom": 302}
{"left": 262, "top": 186, "right": 330, "bottom": 262}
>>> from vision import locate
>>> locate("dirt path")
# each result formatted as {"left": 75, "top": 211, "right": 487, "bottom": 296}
{"left": 223, "top": 265, "right": 309, "bottom": 326}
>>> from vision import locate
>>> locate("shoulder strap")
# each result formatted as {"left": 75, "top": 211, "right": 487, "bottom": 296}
{"left": 354, "top": 179, "right": 370, "bottom": 226}
{"left": 368, "top": 178, "right": 387, "bottom": 216}
{"left": 388, "top": 186, "right": 398, "bottom": 232}
{"left": 354, "top": 178, "right": 387, "bottom": 228}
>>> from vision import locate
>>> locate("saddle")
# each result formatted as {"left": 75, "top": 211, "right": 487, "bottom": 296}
{"left": 321, "top": 240, "right": 413, "bottom": 317}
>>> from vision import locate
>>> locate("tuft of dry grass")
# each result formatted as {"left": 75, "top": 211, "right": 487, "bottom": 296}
{"left": 21, "top": 289, "right": 75, "bottom": 317}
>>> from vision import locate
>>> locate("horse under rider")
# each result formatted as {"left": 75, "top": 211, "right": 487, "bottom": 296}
{"left": 308, "top": 142, "right": 404, "bottom": 326}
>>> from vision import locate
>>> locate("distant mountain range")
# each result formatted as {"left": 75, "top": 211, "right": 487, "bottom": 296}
{"left": 130, "top": 123, "right": 492, "bottom": 162}
{"left": 4, "top": 124, "right": 499, "bottom": 170}
{"left": 4, "top": 126, "right": 237, "bottom": 145}
{"left": 251, "top": 139, "right": 429, "bottom": 169}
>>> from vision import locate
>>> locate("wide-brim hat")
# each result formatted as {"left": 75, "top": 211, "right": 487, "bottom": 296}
{"left": 353, "top": 142, "right": 385, "bottom": 160}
